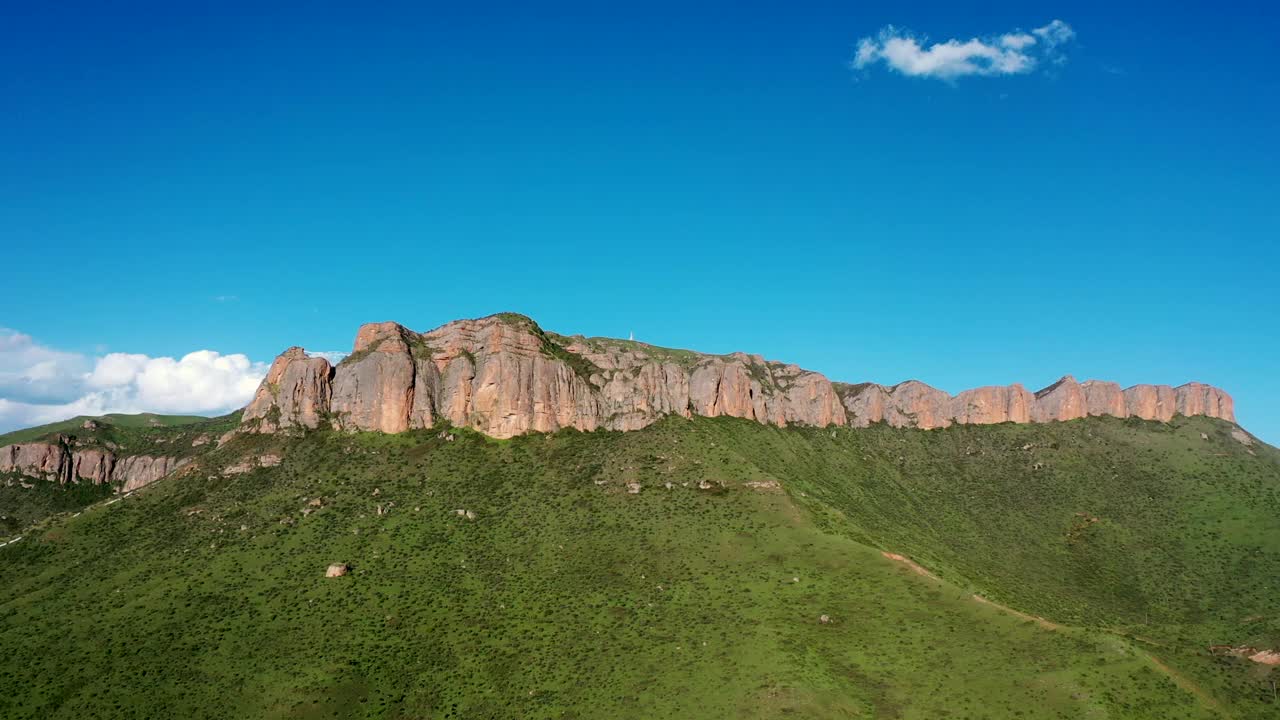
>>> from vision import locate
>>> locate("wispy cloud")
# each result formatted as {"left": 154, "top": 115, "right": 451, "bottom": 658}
{"left": 853, "top": 20, "right": 1075, "bottom": 81}
{"left": 0, "top": 328, "right": 268, "bottom": 433}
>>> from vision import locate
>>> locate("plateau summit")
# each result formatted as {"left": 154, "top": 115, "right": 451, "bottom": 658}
{"left": 242, "top": 312, "right": 1235, "bottom": 439}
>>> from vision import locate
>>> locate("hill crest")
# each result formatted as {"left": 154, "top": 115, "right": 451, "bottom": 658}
{"left": 240, "top": 313, "right": 1236, "bottom": 439}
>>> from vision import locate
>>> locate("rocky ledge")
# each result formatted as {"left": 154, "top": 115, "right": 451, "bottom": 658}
{"left": 0, "top": 436, "right": 187, "bottom": 493}
{"left": 239, "top": 313, "right": 1235, "bottom": 440}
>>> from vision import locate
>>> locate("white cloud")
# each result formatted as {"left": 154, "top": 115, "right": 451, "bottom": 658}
{"left": 853, "top": 19, "right": 1075, "bottom": 80}
{"left": 0, "top": 328, "right": 269, "bottom": 434}
{"left": 0, "top": 329, "right": 91, "bottom": 404}
{"left": 1033, "top": 19, "right": 1075, "bottom": 47}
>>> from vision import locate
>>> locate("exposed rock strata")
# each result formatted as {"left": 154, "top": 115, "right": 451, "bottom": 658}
{"left": 838, "top": 375, "right": 1233, "bottom": 429}
{"left": 0, "top": 436, "right": 186, "bottom": 491}
{"left": 239, "top": 313, "right": 1237, "bottom": 440}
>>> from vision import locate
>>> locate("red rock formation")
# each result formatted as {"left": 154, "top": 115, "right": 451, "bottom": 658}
{"left": 331, "top": 323, "right": 425, "bottom": 434}
{"left": 0, "top": 437, "right": 186, "bottom": 491}
{"left": 1082, "top": 380, "right": 1128, "bottom": 418}
{"left": 236, "top": 313, "right": 1239, "bottom": 439}
{"left": 243, "top": 347, "right": 333, "bottom": 432}
{"left": 1031, "top": 376, "right": 1089, "bottom": 423}
{"left": 950, "top": 384, "right": 1034, "bottom": 425}
{"left": 1123, "top": 384, "right": 1179, "bottom": 422}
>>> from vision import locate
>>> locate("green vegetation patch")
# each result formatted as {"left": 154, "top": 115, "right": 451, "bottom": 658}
{"left": 1, "top": 415, "right": 1274, "bottom": 718}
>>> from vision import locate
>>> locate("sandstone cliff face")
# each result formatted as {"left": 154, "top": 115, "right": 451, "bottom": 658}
{"left": 0, "top": 436, "right": 187, "bottom": 491}
{"left": 238, "top": 313, "right": 1238, "bottom": 440}
{"left": 242, "top": 346, "right": 334, "bottom": 432}
{"left": 835, "top": 376, "right": 1235, "bottom": 430}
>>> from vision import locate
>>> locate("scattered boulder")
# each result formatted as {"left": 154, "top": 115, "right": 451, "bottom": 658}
{"left": 818, "top": 614, "right": 831, "bottom": 624}
{"left": 1250, "top": 649, "right": 1280, "bottom": 665}
{"left": 454, "top": 509, "right": 477, "bottom": 521}
{"left": 326, "top": 563, "right": 350, "bottom": 578}
{"left": 626, "top": 482, "right": 642, "bottom": 494}
{"left": 224, "top": 461, "right": 255, "bottom": 475}
{"left": 1209, "top": 645, "right": 1280, "bottom": 666}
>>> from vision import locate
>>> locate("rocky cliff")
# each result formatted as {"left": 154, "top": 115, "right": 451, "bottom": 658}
{"left": 836, "top": 376, "right": 1233, "bottom": 429}
{"left": 0, "top": 436, "right": 187, "bottom": 492}
{"left": 238, "top": 313, "right": 1236, "bottom": 439}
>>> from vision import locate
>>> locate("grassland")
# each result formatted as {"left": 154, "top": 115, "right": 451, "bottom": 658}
{"left": 0, "top": 412, "right": 215, "bottom": 446}
{"left": 1, "top": 413, "right": 240, "bottom": 532}
{"left": 0, "top": 415, "right": 1276, "bottom": 718}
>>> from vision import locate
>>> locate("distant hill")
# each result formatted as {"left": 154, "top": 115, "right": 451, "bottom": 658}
{"left": 0, "top": 413, "right": 211, "bottom": 445}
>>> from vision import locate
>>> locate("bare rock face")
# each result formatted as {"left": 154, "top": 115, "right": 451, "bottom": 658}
{"left": 1123, "top": 384, "right": 1178, "bottom": 422}
{"left": 0, "top": 437, "right": 186, "bottom": 492}
{"left": 243, "top": 347, "right": 333, "bottom": 432}
{"left": 839, "top": 383, "right": 889, "bottom": 428}
{"left": 883, "top": 381, "right": 954, "bottom": 429}
{"left": 242, "top": 314, "right": 848, "bottom": 439}
{"left": 1031, "top": 376, "right": 1089, "bottom": 423}
{"left": 1175, "top": 382, "right": 1234, "bottom": 421}
{"left": 423, "top": 317, "right": 598, "bottom": 437}
{"left": 115, "top": 456, "right": 188, "bottom": 493}
{"left": 1082, "top": 380, "right": 1127, "bottom": 418}
{"left": 950, "top": 384, "right": 1034, "bottom": 425}
{"left": 72, "top": 447, "right": 116, "bottom": 484}
{"left": 331, "top": 323, "right": 427, "bottom": 434}
{"left": 237, "top": 313, "right": 1240, "bottom": 439}
{"left": 1, "top": 441, "right": 70, "bottom": 481}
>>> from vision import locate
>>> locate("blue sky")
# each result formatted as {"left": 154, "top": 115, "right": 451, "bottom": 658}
{"left": 2, "top": 1, "right": 1277, "bottom": 441}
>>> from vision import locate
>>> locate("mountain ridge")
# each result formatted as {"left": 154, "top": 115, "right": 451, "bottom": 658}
{"left": 240, "top": 312, "right": 1237, "bottom": 439}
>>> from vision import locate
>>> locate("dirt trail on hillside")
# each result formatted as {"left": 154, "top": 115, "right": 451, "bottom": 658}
{"left": 880, "top": 551, "right": 939, "bottom": 580}
{"left": 970, "top": 593, "right": 1061, "bottom": 631}
{"left": 879, "top": 551, "right": 1059, "bottom": 630}
{"left": 1145, "top": 653, "right": 1225, "bottom": 715}
{"left": 879, "top": 550, "right": 1225, "bottom": 715}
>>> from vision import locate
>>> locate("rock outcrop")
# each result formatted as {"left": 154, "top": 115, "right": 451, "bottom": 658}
{"left": 238, "top": 313, "right": 1237, "bottom": 440}
{"left": 836, "top": 376, "right": 1234, "bottom": 430}
{"left": 242, "top": 346, "right": 334, "bottom": 432}
{"left": 0, "top": 435, "right": 187, "bottom": 491}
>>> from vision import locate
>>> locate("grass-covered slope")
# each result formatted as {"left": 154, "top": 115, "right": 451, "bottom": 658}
{"left": 0, "top": 416, "right": 1276, "bottom": 718}
{"left": 0, "top": 413, "right": 240, "bottom": 532}
{"left": 0, "top": 412, "right": 214, "bottom": 445}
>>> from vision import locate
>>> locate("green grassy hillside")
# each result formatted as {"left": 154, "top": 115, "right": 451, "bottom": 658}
{"left": 0, "top": 416, "right": 1276, "bottom": 718}
{"left": 1, "top": 413, "right": 240, "bottom": 532}
{"left": 0, "top": 412, "right": 216, "bottom": 446}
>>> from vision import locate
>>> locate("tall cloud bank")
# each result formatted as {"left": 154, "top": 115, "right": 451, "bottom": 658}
{"left": 0, "top": 328, "right": 269, "bottom": 433}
